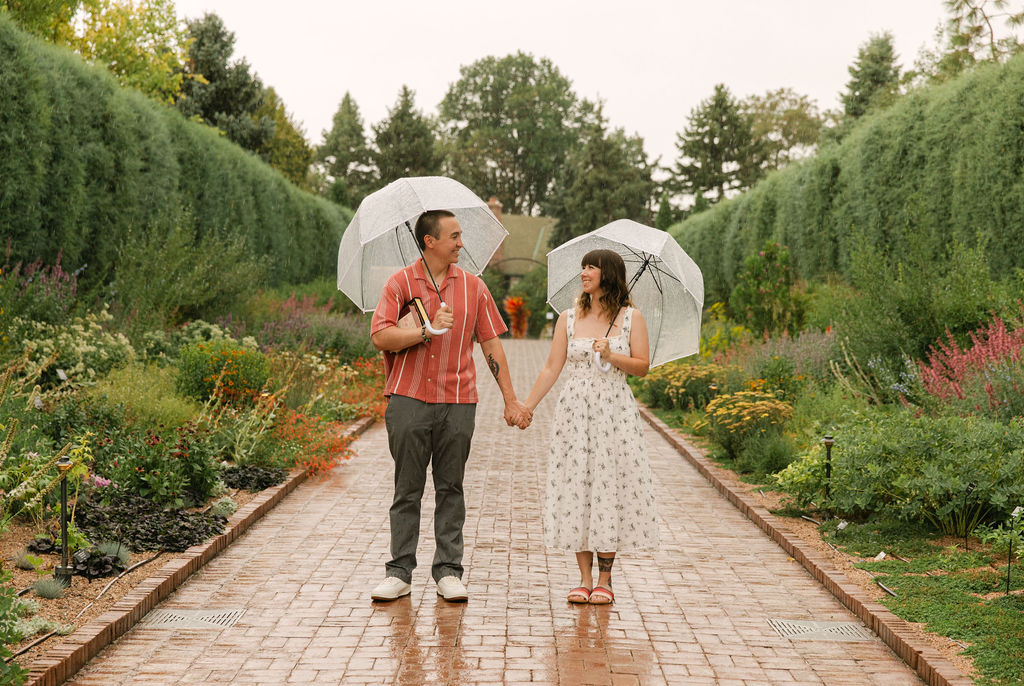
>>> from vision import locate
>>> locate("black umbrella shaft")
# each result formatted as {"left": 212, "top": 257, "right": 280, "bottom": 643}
{"left": 402, "top": 221, "right": 444, "bottom": 301}
{"left": 604, "top": 254, "right": 655, "bottom": 337}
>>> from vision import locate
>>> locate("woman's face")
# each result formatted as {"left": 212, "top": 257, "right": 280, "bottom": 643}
{"left": 581, "top": 263, "right": 602, "bottom": 294}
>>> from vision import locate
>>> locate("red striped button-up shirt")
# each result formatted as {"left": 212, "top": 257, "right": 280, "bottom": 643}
{"left": 371, "top": 260, "right": 507, "bottom": 404}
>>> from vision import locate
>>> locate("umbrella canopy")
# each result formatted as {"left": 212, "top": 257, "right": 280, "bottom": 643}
{"left": 337, "top": 176, "right": 508, "bottom": 312}
{"left": 547, "top": 219, "right": 704, "bottom": 368}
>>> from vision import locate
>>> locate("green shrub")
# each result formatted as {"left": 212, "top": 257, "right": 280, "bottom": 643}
{"left": 96, "top": 541, "right": 130, "bottom": 565}
{"left": 86, "top": 362, "right": 200, "bottom": 432}
{"left": 705, "top": 390, "right": 793, "bottom": 458}
{"left": 16, "top": 308, "right": 135, "bottom": 388}
{"left": 775, "top": 410, "right": 1024, "bottom": 531}
{"left": 0, "top": 570, "right": 27, "bottom": 684}
{"left": 634, "top": 360, "right": 744, "bottom": 411}
{"left": 32, "top": 578, "right": 65, "bottom": 599}
{"left": 207, "top": 497, "right": 237, "bottom": 518}
{"left": 736, "top": 431, "right": 797, "bottom": 476}
{"left": 506, "top": 264, "right": 551, "bottom": 337}
{"left": 176, "top": 339, "right": 269, "bottom": 406}
{"left": 728, "top": 241, "right": 803, "bottom": 336}
{"left": 698, "top": 302, "right": 752, "bottom": 358}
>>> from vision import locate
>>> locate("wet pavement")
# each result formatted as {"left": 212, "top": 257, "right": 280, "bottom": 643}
{"left": 65, "top": 340, "right": 923, "bottom": 685}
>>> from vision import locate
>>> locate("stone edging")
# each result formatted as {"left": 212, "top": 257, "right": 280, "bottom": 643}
{"left": 638, "top": 406, "right": 974, "bottom": 686}
{"left": 25, "top": 415, "right": 377, "bottom": 686}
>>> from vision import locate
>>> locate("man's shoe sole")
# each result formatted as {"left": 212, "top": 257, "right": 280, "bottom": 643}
{"left": 436, "top": 590, "right": 468, "bottom": 602}
{"left": 371, "top": 589, "right": 411, "bottom": 601}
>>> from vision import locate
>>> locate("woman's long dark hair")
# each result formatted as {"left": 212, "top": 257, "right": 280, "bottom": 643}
{"left": 578, "top": 249, "right": 632, "bottom": 320}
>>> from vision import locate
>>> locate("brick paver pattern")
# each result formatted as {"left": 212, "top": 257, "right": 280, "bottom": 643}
{"left": 66, "top": 340, "right": 922, "bottom": 685}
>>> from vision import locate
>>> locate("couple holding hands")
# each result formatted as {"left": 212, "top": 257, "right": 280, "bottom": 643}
{"left": 369, "top": 210, "right": 659, "bottom": 606}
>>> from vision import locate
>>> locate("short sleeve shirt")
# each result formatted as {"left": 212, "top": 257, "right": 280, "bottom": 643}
{"left": 370, "top": 260, "right": 507, "bottom": 404}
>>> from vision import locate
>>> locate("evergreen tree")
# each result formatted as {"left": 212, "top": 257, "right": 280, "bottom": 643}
{"left": 544, "top": 112, "right": 655, "bottom": 246}
{"left": 318, "top": 92, "right": 373, "bottom": 205}
{"left": 841, "top": 32, "right": 900, "bottom": 119}
{"left": 258, "top": 87, "right": 313, "bottom": 188}
{"left": 654, "top": 193, "right": 675, "bottom": 230}
{"left": 175, "top": 13, "right": 274, "bottom": 157}
{"left": 672, "top": 83, "right": 760, "bottom": 205}
{"left": 371, "top": 85, "right": 442, "bottom": 185}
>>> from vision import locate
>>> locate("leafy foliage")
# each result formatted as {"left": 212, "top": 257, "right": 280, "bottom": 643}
{"left": 545, "top": 113, "right": 655, "bottom": 245}
{"left": 0, "top": 570, "right": 28, "bottom": 684}
{"left": 775, "top": 410, "right": 1024, "bottom": 532}
{"left": 72, "top": 547, "right": 124, "bottom": 580}
{"left": 841, "top": 32, "right": 901, "bottom": 120}
{"left": 439, "top": 52, "right": 580, "bottom": 215}
{"left": 221, "top": 464, "right": 286, "bottom": 491}
{"left": 175, "top": 339, "right": 270, "bottom": 407}
{"left": 175, "top": 12, "right": 273, "bottom": 155}
{"left": 728, "top": 241, "right": 802, "bottom": 336}
{"left": 257, "top": 87, "right": 313, "bottom": 188}
{"left": 74, "top": 493, "right": 226, "bottom": 552}
{"left": 318, "top": 92, "right": 373, "bottom": 206}
{"left": 742, "top": 88, "right": 823, "bottom": 170}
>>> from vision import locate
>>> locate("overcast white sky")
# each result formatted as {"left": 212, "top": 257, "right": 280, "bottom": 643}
{"left": 172, "top": 0, "right": 949, "bottom": 165}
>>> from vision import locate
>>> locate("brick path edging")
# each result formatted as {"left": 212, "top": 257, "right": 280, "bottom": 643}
{"left": 24, "top": 415, "right": 377, "bottom": 686}
{"left": 638, "top": 406, "right": 975, "bottom": 686}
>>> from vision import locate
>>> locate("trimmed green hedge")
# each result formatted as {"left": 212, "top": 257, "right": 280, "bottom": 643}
{"left": 0, "top": 14, "right": 350, "bottom": 287}
{"left": 672, "top": 54, "right": 1024, "bottom": 303}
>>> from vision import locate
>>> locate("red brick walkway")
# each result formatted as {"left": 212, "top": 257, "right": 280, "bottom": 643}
{"left": 66, "top": 340, "right": 922, "bottom": 685}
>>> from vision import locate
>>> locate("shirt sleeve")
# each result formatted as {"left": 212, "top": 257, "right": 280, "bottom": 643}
{"left": 371, "top": 277, "right": 406, "bottom": 335}
{"left": 474, "top": 278, "right": 508, "bottom": 342}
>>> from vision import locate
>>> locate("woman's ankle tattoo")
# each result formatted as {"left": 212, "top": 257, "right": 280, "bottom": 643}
{"left": 597, "top": 556, "right": 614, "bottom": 573}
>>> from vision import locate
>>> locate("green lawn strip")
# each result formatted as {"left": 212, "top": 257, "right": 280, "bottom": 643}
{"left": 826, "top": 524, "right": 1024, "bottom": 686}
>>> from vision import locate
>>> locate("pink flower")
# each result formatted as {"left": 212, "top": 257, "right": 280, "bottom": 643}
{"left": 93, "top": 475, "right": 111, "bottom": 488}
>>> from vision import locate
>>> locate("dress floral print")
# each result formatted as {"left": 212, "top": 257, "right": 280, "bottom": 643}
{"left": 544, "top": 306, "right": 660, "bottom": 552}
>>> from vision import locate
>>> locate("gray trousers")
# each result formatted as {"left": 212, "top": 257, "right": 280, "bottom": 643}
{"left": 384, "top": 395, "right": 476, "bottom": 583}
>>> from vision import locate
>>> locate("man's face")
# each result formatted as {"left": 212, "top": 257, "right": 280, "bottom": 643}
{"left": 425, "top": 216, "right": 463, "bottom": 265}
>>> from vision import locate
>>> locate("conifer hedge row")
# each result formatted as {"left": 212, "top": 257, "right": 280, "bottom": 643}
{"left": 671, "top": 54, "right": 1024, "bottom": 303}
{"left": 0, "top": 15, "right": 349, "bottom": 287}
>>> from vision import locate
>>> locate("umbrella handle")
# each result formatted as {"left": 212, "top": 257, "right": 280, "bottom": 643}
{"left": 593, "top": 350, "right": 613, "bottom": 372}
{"left": 424, "top": 300, "right": 450, "bottom": 336}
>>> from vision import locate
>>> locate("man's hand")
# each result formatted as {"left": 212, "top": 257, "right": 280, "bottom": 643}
{"left": 431, "top": 304, "right": 454, "bottom": 332}
{"left": 505, "top": 399, "right": 533, "bottom": 429}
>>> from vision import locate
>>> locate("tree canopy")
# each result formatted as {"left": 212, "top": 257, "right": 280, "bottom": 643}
{"left": 439, "top": 52, "right": 580, "bottom": 215}
{"left": 841, "top": 32, "right": 900, "bottom": 119}
{"left": 258, "top": 87, "right": 313, "bottom": 188}
{"left": 742, "top": 88, "right": 822, "bottom": 171}
{"left": 175, "top": 12, "right": 274, "bottom": 157}
{"left": 318, "top": 92, "right": 373, "bottom": 206}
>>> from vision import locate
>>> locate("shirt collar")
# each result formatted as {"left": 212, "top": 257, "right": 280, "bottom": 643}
{"left": 412, "top": 258, "right": 460, "bottom": 286}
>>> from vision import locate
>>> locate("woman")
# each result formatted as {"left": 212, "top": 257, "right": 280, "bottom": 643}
{"left": 524, "top": 249, "right": 659, "bottom": 605}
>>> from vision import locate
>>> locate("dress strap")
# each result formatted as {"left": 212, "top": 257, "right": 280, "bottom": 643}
{"left": 567, "top": 307, "right": 576, "bottom": 338}
{"left": 622, "top": 306, "right": 634, "bottom": 337}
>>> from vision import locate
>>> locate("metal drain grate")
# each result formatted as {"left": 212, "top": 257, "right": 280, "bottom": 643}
{"left": 138, "top": 609, "right": 245, "bottom": 630}
{"left": 767, "top": 618, "right": 875, "bottom": 642}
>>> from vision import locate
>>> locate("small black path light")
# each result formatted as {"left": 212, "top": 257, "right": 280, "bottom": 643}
{"left": 54, "top": 454, "right": 74, "bottom": 586}
{"left": 822, "top": 435, "right": 835, "bottom": 502}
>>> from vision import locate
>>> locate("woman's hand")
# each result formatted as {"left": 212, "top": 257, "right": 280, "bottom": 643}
{"left": 593, "top": 338, "right": 611, "bottom": 359}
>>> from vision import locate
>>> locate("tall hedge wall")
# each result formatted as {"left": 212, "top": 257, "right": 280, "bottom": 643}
{"left": 671, "top": 54, "right": 1024, "bottom": 303}
{"left": 0, "top": 14, "right": 350, "bottom": 287}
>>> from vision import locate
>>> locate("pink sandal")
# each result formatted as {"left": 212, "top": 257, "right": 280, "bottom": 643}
{"left": 589, "top": 586, "right": 614, "bottom": 605}
{"left": 567, "top": 587, "right": 592, "bottom": 603}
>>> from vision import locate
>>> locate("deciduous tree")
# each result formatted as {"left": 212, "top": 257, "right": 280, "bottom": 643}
{"left": 544, "top": 112, "right": 655, "bottom": 246}
{"left": 439, "top": 52, "right": 579, "bottom": 215}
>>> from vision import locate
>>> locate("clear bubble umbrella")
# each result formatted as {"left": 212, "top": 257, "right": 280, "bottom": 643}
{"left": 336, "top": 176, "right": 508, "bottom": 332}
{"left": 547, "top": 219, "right": 704, "bottom": 369}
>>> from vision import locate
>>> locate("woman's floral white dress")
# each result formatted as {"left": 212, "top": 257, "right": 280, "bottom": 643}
{"left": 544, "top": 306, "right": 659, "bottom": 552}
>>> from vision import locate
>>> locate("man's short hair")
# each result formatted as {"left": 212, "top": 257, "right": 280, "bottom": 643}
{"left": 414, "top": 210, "right": 456, "bottom": 250}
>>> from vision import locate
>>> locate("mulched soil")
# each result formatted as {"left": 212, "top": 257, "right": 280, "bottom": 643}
{"left": 3, "top": 489, "right": 257, "bottom": 672}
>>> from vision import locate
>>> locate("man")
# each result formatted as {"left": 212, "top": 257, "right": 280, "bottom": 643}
{"left": 369, "top": 209, "right": 531, "bottom": 602}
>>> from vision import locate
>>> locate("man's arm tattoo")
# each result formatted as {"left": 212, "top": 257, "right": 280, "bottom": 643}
{"left": 487, "top": 353, "right": 500, "bottom": 379}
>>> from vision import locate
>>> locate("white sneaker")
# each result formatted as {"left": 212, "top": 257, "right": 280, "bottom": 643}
{"left": 371, "top": 577, "right": 411, "bottom": 601}
{"left": 436, "top": 576, "right": 468, "bottom": 602}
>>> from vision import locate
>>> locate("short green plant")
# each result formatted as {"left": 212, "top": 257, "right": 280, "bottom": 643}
{"left": 0, "top": 570, "right": 27, "bottom": 685}
{"left": 207, "top": 497, "right": 237, "bottom": 518}
{"left": 96, "top": 541, "right": 131, "bottom": 566}
{"left": 736, "top": 431, "right": 797, "bottom": 476}
{"left": 86, "top": 362, "right": 200, "bottom": 433}
{"left": 221, "top": 464, "right": 287, "bottom": 491}
{"left": 14, "top": 552, "right": 44, "bottom": 572}
{"left": 17, "top": 308, "right": 134, "bottom": 389}
{"left": 32, "top": 577, "right": 66, "bottom": 599}
{"left": 74, "top": 493, "right": 227, "bottom": 553}
{"left": 13, "top": 615, "right": 74, "bottom": 639}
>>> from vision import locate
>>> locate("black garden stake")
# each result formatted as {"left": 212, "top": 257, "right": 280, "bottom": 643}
{"left": 822, "top": 435, "right": 835, "bottom": 502}
{"left": 54, "top": 454, "right": 74, "bottom": 586}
